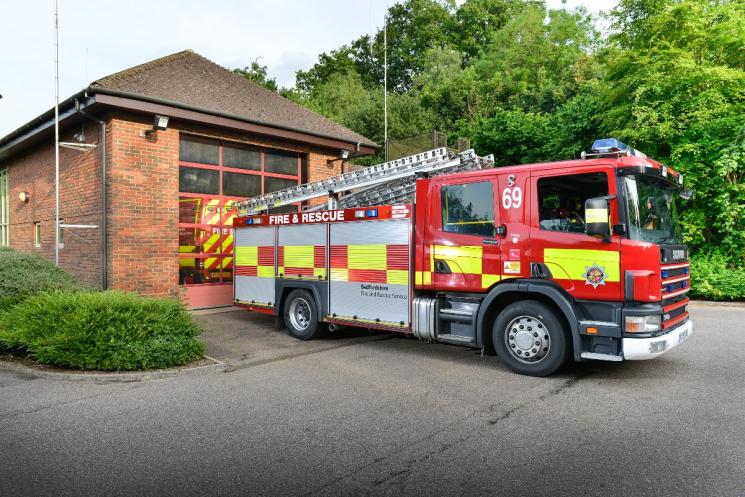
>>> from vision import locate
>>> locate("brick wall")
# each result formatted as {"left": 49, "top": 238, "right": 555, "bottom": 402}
{"left": 5, "top": 120, "right": 104, "bottom": 288}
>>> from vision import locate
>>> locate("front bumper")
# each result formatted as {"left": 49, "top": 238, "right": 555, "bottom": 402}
{"left": 622, "top": 320, "right": 693, "bottom": 360}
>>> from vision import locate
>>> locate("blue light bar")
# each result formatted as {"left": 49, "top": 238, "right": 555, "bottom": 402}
{"left": 591, "top": 138, "right": 629, "bottom": 153}
{"left": 366, "top": 209, "right": 379, "bottom": 218}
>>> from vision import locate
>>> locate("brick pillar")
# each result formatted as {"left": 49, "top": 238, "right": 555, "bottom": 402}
{"left": 108, "top": 116, "right": 179, "bottom": 297}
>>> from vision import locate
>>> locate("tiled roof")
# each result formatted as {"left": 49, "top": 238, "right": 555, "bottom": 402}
{"left": 90, "top": 50, "right": 377, "bottom": 148}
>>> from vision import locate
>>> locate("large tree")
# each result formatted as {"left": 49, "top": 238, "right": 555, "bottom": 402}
{"left": 602, "top": 0, "right": 745, "bottom": 259}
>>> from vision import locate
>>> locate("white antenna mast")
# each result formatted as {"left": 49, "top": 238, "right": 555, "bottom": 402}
{"left": 54, "top": 0, "right": 60, "bottom": 265}
{"left": 383, "top": 13, "right": 388, "bottom": 161}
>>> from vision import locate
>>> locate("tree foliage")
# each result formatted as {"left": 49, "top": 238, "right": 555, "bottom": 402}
{"left": 233, "top": 60, "right": 279, "bottom": 92}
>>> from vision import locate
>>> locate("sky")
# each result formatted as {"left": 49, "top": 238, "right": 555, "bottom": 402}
{"left": 0, "top": 0, "right": 616, "bottom": 138}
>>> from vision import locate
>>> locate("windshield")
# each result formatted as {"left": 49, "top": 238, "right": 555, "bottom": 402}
{"left": 623, "top": 175, "right": 683, "bottom": 244}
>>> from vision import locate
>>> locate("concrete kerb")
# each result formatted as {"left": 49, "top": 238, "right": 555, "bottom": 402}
{"left": 689, "top": 300, "right": 745, "bottom": 308}
{"left": 0, "top": 355, "right": 226, "bottom": 382}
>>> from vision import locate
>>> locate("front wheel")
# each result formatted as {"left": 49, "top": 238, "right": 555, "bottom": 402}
{"left": 492, "top": 300, "right": 569, "bottom": 377}
{"left": 283, "top": 289, "right": 321, "bottom": 340}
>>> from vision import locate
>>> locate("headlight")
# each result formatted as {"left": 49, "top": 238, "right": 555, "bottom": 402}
{"left": 625, "top": 315, "right": 661, "bottom": 333}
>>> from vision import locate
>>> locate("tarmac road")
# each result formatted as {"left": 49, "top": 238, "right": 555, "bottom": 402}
{"left": 1, "top": 303, "right": 744, "bottom": 497}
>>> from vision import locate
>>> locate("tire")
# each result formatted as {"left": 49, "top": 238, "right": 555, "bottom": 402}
{"left": 492, "top": 300, "right": 569, "bottom": 377}
{"left": 283, "top": 289, "right": 320, "bottom": 340}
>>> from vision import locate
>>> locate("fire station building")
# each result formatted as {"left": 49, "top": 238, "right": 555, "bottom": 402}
{"left": 0, "top": 50, "right": 377, "bottom": 307}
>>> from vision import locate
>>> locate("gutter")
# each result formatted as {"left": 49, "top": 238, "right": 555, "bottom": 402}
{"left": 74, "top": 99, "right": 108, "bottom": 290}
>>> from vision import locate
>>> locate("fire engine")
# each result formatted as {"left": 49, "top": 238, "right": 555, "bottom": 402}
{"left": 232, "top": 139, "right": 693, "bottom": 376}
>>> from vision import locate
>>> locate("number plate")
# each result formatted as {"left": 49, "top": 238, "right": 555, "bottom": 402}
{"left": 678, "top": 329, "right": 689, "bottom": 343}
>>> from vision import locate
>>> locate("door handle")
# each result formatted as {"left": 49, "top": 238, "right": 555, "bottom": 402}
{"left": 495, "top": 225, "right": 507, "bottom": 236}
{"left": 434, "top": 260, "right": 452, "bottom": 274}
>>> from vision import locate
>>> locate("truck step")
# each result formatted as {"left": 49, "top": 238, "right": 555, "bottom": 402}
{"left": 437, "top": 334, "right": 475, "bottom": 344}
{"left": 580, "top": 352, "right": 623, "bottom": 362}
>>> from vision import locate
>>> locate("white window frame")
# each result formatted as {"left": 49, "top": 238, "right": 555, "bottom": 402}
{"left": 34, "top": 222, "right": 41, "bottom": 247}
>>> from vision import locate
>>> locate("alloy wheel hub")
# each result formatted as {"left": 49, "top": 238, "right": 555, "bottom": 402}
{"left": 506, "top": 316, "right": 550, "bottom": 363}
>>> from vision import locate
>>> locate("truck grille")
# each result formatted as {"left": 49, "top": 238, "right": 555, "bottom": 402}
{"left": 661, "top": 256, "right": 690, "bottom": 331}
{"left": 661, "top": 266, "right": 689, "bottom": 279}
{"left": 661, "top": 262, "right": 690, "bottom": 300}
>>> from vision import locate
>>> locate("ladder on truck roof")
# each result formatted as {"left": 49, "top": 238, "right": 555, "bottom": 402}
{"left": 237, "top": 148, "right": 495, "bottom": 215}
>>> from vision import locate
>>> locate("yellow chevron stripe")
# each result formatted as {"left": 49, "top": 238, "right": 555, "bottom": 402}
{"left": 285, "top": 246, "right": 314, "bottom": 268}
{"left": 235, "top": 246, "right": 257, "bottom": 266}
{"left": 434, "top": 245, "right": 482, "bottom": 274}
{"left": 386, "top": 270, "right": 409, "bottom": 285}
{"left": 544, "top": 248, "right": 620, "bottom": 282}
{"left": 348, "top": 244, "right": 387, "bottom": 270}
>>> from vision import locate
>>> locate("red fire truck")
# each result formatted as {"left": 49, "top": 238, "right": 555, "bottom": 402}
{"left": 233, "top": 139, "right": 693, "bottom": 376}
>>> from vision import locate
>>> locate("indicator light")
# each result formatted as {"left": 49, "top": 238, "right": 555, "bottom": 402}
{"left": 354, "top": 210, "right": 367, "bottom": 219}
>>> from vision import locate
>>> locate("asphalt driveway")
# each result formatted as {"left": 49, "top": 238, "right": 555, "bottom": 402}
{"left": 1, "top": 303, "right": 744, "bottom": 497}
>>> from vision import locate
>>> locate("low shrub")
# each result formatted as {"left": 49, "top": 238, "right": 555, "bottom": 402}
{"left": 0, "top": 291, "right": 203, "bottom": 370}
{"left": 689, "top": 250, "right": 745, "bottom": 300}
{"left": 0, "top": 247, "right": 83, "bottom": 311}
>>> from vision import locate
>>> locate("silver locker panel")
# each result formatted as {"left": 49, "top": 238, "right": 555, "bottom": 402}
{"left": 234, "top": 226, "right": 276, "bottom": 306}
{"left": 329, "top": 218, "right": 411, "bottom": 326}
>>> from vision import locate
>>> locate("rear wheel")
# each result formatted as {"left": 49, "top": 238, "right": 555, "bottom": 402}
{"left": 283, "top": 289, "right": 320, "bottom": 340}
{"left": 492, "top": 300, "right": 569, "bottom": 377}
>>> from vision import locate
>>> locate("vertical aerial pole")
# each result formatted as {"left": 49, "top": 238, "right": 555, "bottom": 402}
{"left": 383, "top": 14, "right": 388, "bottom": 161}
{"left": 54, "top": 0, "right": 60, "bottom": 265}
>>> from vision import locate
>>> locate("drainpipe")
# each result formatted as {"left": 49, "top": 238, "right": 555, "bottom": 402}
{"left": 74, "top": 99, "right": 108, "bottom": 290}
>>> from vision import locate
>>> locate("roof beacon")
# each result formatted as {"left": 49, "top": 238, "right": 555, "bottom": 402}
{"left": 581, "top": 138, "right": 646, "bottom": 159}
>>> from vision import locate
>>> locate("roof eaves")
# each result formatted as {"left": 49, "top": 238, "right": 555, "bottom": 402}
{"left": 90, "top": 85, "right": 379, "bottom": 149}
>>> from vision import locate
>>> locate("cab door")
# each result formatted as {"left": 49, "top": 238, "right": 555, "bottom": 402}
{"left": 431, "top": 177, "right": 501, "bottom": 293}
{"left": 529, "top": 167, "right": 622, "bottom": 301}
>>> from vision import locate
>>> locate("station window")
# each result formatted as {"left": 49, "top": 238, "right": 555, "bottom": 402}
{"left": 537, "top": 172, "right": 608, "bottom": 233}
{"left": 441, "top": 181, "right": 495, "bottom": 237}
{"left": 178, "top": 136, "right": 303, "bottom": 287}
{"left": 34, "top": 222, "right": 41, "bottom": 247}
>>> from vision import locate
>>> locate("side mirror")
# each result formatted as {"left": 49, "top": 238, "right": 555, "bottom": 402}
{"left": 679, "top": 188, "right": 693, "bottom": 201}
{"left": 585, "top": 196, "right": 611, "bottom": 239}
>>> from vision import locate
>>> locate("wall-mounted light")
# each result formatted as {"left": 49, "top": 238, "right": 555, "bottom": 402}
{"left": 145, "top": 115, "right": 169, "bottom": 136}
{"left": 18, "top": 191, "right": 30, "bottom": 202}
{"left": 327, "top": 149, "right": 351, "bottom": 168}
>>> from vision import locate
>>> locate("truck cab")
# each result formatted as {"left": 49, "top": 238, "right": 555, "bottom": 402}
{"left": 414, "top": 138, "right": 692, "bottom": 375}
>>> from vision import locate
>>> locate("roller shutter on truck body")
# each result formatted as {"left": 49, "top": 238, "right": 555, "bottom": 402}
{"left": 233, "top": 205, "right": 413, "bottom": 330}
{"left": 234, "top": 226, "right": 276, "bottom": 307}
{"left": 328, "top": 218, "right": 411, "bottom": 327}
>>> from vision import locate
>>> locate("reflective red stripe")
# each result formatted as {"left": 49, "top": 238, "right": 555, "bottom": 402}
{"left": 235, "top": 266, "right": 257, "bottom": 276}
{"left": 314, "top": 245, "right": 326, "bottom": 267}
{"left": 386, "top": 244, "right": 408, "bottom": 270}
{"left": 663, "top": 297, "right": 689, "bottom": 314}
{"left": 663, "top": 311, "right": 689, "bottom": 330}
{"left": 349, "top": 269, "right": 387, "bottom": 283}
{"left": 330, "top": 245, "right": 348, "bottom": 268}
{"left": 258, "top": 246, "right": 274, "bottom": 265}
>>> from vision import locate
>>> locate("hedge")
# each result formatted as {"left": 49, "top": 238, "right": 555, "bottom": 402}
{"left": 688, "top": 250, "right": 745, "bottom": 301}
{"left": 0, "top": 291, "right": 203, "bottom": 371}
{"left": 0, "top": 247, "right": 83, "bottom": 311}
